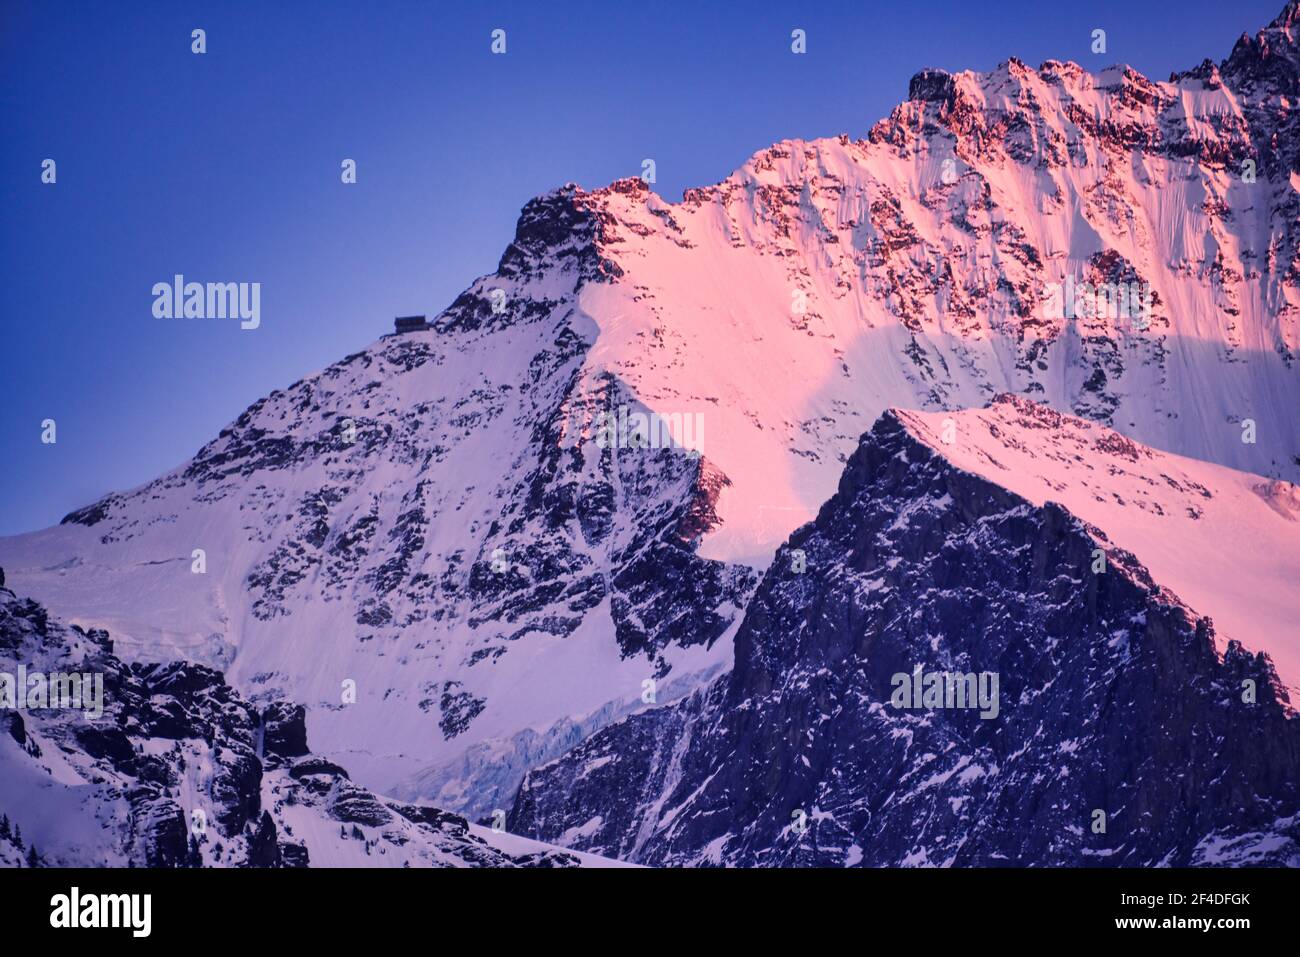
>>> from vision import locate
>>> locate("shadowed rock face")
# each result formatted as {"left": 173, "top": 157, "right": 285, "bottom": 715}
{"left": 509, "top": 407, "right": 1300, "bottom": 866}
{"left": 261, "top": 702, "right": 310, "bottom": 760}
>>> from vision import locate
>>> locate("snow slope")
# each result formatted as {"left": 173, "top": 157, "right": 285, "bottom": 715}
{"left": 0, "top": 584, "right": 621, "bottom": 868}
{"left": 899, "top": 395, "right": 1300, "bottom": 696}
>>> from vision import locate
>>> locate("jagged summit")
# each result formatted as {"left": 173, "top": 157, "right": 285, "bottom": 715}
{"left": 1216, "top": 5, "right": 1300, "bottom": 93}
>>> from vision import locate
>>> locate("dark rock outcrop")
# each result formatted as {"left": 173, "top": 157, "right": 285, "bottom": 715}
{"left": 246, "top": 811, "right": 281, "bottom": 868}
{"left": 261, "top": 702, "right": 310, "bottom": 760}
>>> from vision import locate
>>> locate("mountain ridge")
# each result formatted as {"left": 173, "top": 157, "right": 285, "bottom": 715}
{"left": 2, "top": 2, "right": 1297, "bottom": 824}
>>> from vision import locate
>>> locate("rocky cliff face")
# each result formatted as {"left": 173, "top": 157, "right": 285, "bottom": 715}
{"left": 0, "top": 585, "right": 607, "bottom": 868}
{"left": 508, "top": 398, "right": 1300, "bottom": 866}
{"left": 1, "top": 4, "right": 1297, "bottom": 825}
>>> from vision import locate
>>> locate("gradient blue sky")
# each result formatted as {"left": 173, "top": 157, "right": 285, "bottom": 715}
{"left": 0, "top": 0, "right": 1284, "bottom": 534}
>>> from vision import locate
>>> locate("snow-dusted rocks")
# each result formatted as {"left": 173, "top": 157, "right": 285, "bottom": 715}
{"left": 0, "top": 585, "right": 616, "bottom": 867}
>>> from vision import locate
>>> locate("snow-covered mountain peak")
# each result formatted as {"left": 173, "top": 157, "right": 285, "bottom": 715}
{"left": 889, "top": 395, "right": 1300, "bottom": 695}
{"left": 1224, "top": 0, "right": 1300, "bottom": 82}
{"left": 2, "top": 3, "right": 1297, "bottom": 823}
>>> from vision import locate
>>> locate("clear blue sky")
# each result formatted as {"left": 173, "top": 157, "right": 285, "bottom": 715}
{"left": 0, "top": 0, "right": 1284, "bottom": 534}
